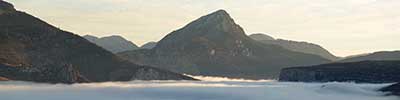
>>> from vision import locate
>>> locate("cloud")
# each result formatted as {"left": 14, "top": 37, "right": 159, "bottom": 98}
{"left": 0, "top": 81, "right": 397, "bottom": 100}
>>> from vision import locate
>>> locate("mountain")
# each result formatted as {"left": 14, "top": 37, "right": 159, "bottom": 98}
{"left": 339, "top": 51, "right": 400, "bottom": 62}
{"left": 279, "top": 61, "right": 400, "bottom": 83}
{"left": 118, "top": 10, "right": 330, "bottom": 79}
{"left": 249, "top": 33, "right": 339, "bottom": 61}
{"left": 0, "top": 0, "right": 14, "bottom": 14}
{"left": 140, "top": 42, "right": 157, "bottom": 49}
{"left": 249, "top": 33, "right": 274, "bottom": 41}
{"left": 0, "top": 1, "right": 194, "bottom": 83}
{"left": 83, "top": 35, "right": 139, "bottom": 53}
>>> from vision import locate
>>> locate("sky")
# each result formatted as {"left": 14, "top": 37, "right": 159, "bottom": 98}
{"left": 7, "top": 0, "right": 400, "bottom": 57}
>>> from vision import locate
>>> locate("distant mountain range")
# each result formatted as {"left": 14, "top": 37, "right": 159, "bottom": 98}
{"left": 118, "top": 10, "right": 330, "bottom": 79}
{"left": 339, "top": 51, "right": 400, "bottom": 62}
{"left": 279, "top": 52, "right": 400, "bottom": 95}
{"left": 83, "top": 35, "right": 139, "bottom": 53}
{"left": 140, "top": 42, "right": 157, "bottom": 49}
{"left": 279, "top": 60, "right": 400, "bottom": 83}
{"left": 249, "top": 33, "right": 339, "bottom": 61}
{"left": 0, "top": 1, "right": 194, "bottom": 83}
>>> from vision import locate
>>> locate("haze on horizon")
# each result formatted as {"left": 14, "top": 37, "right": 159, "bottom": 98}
{"left": 8, "top": 0, "right": 400, "bottom": 57}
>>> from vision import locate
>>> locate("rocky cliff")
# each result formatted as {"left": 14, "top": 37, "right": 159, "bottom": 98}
{"left": 279, "top": 61, "right": 400, "bottom": 83}
{"left": 0, "top": 1, "right": 195, "bottom": 83}
{"left": 118, "top": 10, "right": 330, "bottom": 79}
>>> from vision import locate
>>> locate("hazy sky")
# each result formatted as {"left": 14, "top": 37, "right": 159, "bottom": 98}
{"left": 7, "top": 0, "right": 400, "bottom": 57}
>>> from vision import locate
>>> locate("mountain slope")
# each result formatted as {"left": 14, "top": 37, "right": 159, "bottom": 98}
{"left": 141, "top": 42, "right": 157, "bottom": 49}
{"left": 118, "top": 10, "right": 330, "bottom": 79}
{"left": 340, "top": 51, "right": 400, "bottom": 62}
{"left": 249, "top": 33, "right": 339, "bottom": 61}
{"left": 0, "top": 0, "right": 14, "bottom": 14}
{"left": 249, "top": 33, "right": 274, "bottom": 41}
{"left": 279, "top": 61, "right": 400, "bottom": 83}
{"left": 0, "top": 1, "right": 194, "bottom": 83}
{"left": 83, "top": 35, "right": 139, "bottom": 53}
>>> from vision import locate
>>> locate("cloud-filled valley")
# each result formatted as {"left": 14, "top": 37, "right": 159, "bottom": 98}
{"left": 0, "top": 80, "right": 398, "bottom": 100}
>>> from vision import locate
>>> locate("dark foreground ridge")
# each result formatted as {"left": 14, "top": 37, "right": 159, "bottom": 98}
{"left": 279, "top": 60, "right": 400, "bottom": 96}
{"left": 0, "top": 0, "right": 195, "bottom": 83}
{"left": 279, "top": 61, "right": 400, "bottom": 83}
{"left": 339, "top": 51, "right": 400, "bottom": 62}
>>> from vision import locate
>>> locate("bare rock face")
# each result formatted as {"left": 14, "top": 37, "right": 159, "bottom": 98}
{"left": 279, "top": 61, "right": 400, "bottom": 83}
{"left": 118, "top": 10, "right": 329, "bottom": 79}
{"left": 0, "top": 1, "right": 195, "bottom": 83}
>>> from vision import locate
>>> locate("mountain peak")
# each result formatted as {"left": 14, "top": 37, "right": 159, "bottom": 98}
{"left": 249, "top": 33, "right": 275, "bottom": 41}
{"left": 82, "top": 35, "right": 99, "bottom": 42}
{"left": 177, "top": 9, "right": 244, "bottom": 37}
{"left": 210, "top": 9, "right": 229, "bottom": 16}
{"left": 155, "top": 9, "right": 247, "bottom": 51}
{"left": 0, "top": 0, "right": 16, "bottom": 14}
{"left": 200, "top": 9, "right": 233, "bottom": 24}
{"left": 104, "top": 35, "right": 125, "bottom": 40}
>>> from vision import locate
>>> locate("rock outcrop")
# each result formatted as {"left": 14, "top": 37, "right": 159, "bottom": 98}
{"left": 118, "top": 10, "right": 330, "bottom": 79}
{"left": 0, "top": 1, "right": 195, "bottom": 83}
{"left": 279, "top": 61, "right": 400, "bottom": 83}
{"left": 249, "top": 33, "right": 339, "bottom": 61}
{"left": 83, "top": 35, "right": 139, "bottom": 53}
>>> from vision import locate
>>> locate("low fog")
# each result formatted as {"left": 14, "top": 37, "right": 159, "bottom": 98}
{"left": 0, "top": 77, "right": 398, "bottom": 100}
